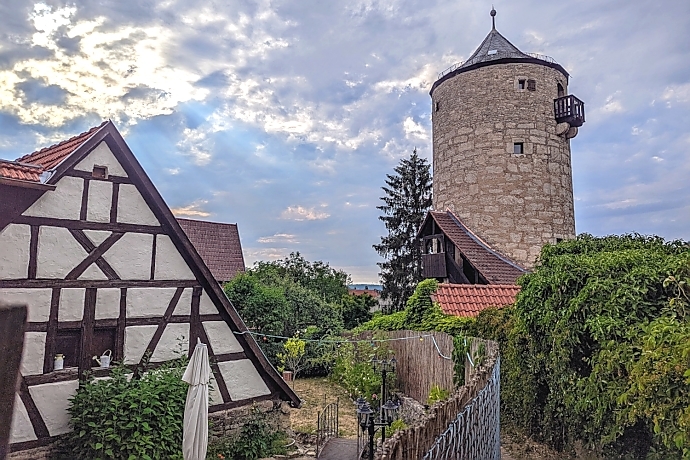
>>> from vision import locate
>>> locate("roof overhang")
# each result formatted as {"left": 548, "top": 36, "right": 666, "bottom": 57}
{"left": 430, "top": 57, "right": 570, "bottom": 96}
{"left": 0, "top": 176, "right": 56, "bottom": 191}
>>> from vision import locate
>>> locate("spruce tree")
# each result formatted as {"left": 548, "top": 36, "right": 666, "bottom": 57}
{"left": 374, "top": 149, "right": 432, "bottom": 313}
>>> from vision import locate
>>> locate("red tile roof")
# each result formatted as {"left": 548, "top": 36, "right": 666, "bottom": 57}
{"left": 0, "top": 160, "right": 43, "bottom": 183}
{"left": 428, "top": 211, "right": 526, "bottom": 284}
{"left": 16, "top": 121, "right": 107, "bottom": 170}
{"left": 177, "top": 218, "right": 245, "bottom": 283}
{"left": 432, "top": 283, "right": 520, "bottom": 317}
{"left": 348, "top": 289, "right": 381, "bottom": 298}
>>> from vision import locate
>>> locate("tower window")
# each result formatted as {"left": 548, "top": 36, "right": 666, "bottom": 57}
{"left": 435, "top": 101, "right": 440, "bottom": 112}
{"left": 557, "top": 82, "right": 565, "bottom": 97}
{"left": 527, "top": 79, "right": 536, "bottom": 91}
{"left": 513, "top": 142, "right": 524, "bottom": 154}
{"left": 518, "top": 79, "right": 526, "bottom": 90}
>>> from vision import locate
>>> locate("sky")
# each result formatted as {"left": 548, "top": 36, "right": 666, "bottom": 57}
{"left": 0, "top": 0, "right": 688, "bottom": 283}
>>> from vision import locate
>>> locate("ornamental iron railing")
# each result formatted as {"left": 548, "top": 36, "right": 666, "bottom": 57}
{"left": 316, "top": 399, "right": 339, "bottom": 458}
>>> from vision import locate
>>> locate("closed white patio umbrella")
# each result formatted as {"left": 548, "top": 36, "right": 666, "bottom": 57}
{"left": 182, "top": 338, "right": 211, "bottom": 460}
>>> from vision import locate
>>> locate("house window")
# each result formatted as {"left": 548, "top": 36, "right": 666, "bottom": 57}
{"left": 55, "top": 330, "right": 81, "bottom": 368}
{"left": 513, "top": 142, "right": 524, "bottom": 154}
{"left": 527, "top": 79, "right": 536, "bottom": 91}
{"left": 91, "top": 327, "right": 117, "bottom": 365}
{"left": 92, "top": 165, "right": 108, "bottom": 179}
{"left": 518, "top": 79, "right": 526, "bottom": 90}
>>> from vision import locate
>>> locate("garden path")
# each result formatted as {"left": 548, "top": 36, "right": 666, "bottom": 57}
{"left": 318, "top": 438, "right": 358, "bottom": 459}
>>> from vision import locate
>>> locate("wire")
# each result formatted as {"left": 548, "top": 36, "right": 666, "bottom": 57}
{"left": 232, "top": 329, "right": 455, "bottom": 360}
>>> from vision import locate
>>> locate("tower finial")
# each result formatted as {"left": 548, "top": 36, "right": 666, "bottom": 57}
{"left": 490, "top": 6, "right": 496, "bottom": 30}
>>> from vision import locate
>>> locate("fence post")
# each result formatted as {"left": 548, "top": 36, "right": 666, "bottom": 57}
{"left": 0, "top": 302, "right": 28, "bottom": 460}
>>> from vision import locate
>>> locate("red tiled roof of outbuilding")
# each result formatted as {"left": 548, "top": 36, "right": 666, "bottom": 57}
{"left": 177, "top": 218, "right": 246, "bottom": 283}
{"left": 16, "top": 121, "right": 107, "bottom": 170}
{"left": 432, "top": 283, "right": 520, "bottom": 317}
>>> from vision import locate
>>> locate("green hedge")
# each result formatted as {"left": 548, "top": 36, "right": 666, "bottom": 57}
{"left": 479, "top": 234, "right": 690, "bottom": 458}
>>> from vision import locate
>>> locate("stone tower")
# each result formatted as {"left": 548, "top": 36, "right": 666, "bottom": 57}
{"left": 430, "top": 9, "right": 585, "bottom": 268}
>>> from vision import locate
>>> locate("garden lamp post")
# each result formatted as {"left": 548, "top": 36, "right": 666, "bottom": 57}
{"left": 356, "top": 357, "right": 400, "bottom": 460}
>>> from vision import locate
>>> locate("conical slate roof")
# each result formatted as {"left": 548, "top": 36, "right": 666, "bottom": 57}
{"left": 460, "top": 27, "right": 530, "bottom": 70}
{"left": 430, "top": 10, "right": 568, "bottom": 94}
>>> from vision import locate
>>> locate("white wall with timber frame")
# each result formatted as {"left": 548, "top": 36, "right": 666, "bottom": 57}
{"left": 0, "top": 122, "right": 299, "bottom": 453}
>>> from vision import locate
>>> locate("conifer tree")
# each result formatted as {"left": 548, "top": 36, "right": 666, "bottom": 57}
{"left": 374, "top": 149, "right": 432, "bottom": 313}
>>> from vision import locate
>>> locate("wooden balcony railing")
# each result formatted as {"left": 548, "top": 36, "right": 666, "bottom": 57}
{"left": 554, "top": 94, "right": 585, "bottom": 127}
{"left": 422, "top": 253, "right": 447, "bottom": 279}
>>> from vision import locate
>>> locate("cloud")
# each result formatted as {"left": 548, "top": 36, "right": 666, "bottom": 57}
{"left": 280, "top": 205, "right": 330, "bottom": 221}
{"left": 170, "top": 200, "right": 211, "bottom": 217}
{"left": 257, "top": 233, "right": 298, "bottom": 244}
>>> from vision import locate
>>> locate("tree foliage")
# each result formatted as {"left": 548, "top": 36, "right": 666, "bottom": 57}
{"left": 374, "top": 149, "right": 432, "bottom": 313}
{"left": 224, "top": 253, "right": 346, "bottom": 375}
{"left": 476, "top": 234, "right": 690, "bottom": 458}
{"left": 341, "top": 293, "right": 376, "bottom": 329}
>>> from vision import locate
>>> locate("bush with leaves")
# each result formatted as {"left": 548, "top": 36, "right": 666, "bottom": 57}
{"left": 330, "top": 339, "right": 394, "bottom": 403}
{"left": 206, "top": 406, "right": 288, "bottom": 460}
{"left": 478, "top": 234, "right": 690, "bottom": 458}
{"left": 63, "top": 358, "right": 188, "bottom": 460}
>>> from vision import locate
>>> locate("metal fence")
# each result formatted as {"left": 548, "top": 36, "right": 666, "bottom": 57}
{"left": 378, "top": 339, "right": 500, "bottom": 460}
{"left": 422, "top": 357, "right": 500, "bottom": 460}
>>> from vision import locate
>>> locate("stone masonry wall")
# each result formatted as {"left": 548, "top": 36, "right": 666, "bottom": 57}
{"left": 431, "top": 62, "right": 576, "bottom": 268}
{"left": 209, "top": 398, "right": 291, "bottom": 442}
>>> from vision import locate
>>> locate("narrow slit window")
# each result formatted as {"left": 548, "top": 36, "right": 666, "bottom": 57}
{"left": 513, "top": 142, "right": 524, "bottom": 154}
{"left": 435, "top": 101, "right": 440, "bottom": 112}
{"left": 518, "top": 79, "right": 526, "bottom": 90}
{"left": 527, "top": 79, "right": 536, "bottom": 91}
{"left": 92, "top": 165, "right": 108, "bottom": 179}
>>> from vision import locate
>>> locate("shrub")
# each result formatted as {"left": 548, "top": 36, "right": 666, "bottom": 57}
{"left": 427, "top": 384, "right": 450, "bottom": 405}
{"left": 206, "top": 406, "right": 288, "bottom": 460}
{"left": 63, "top": 358, "right": 188, "bottom": 459}
{"left": 477, "top": 234, "right": 690, "bottom": 457}
{"left": 330, "top": 339, "right": 392, "bottom": 402}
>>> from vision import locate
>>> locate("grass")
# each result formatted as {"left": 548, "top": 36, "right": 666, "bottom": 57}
{"left": 290, "top": 377, "right": 359, "bottom": 438}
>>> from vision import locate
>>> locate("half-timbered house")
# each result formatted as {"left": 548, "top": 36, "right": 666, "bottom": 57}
{"left": 0, "top": 121, "right": 299, "bottom": 453}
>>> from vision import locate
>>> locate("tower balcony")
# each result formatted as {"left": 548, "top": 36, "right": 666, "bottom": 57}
{"left": 554, "top": 94, "right": 585, "bottom": 127}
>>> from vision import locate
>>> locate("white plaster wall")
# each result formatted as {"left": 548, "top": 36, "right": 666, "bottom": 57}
{"left": 218, "top": 360, "right": 270, "bottom": 400}
{"left": 117, "top": 184, "right": 159, "bottom": 226}
{"left": 0, "top": 288, "right": 51, "bottom": 322}
{"left": 86, "top": 180, "right": 112, "bottom": 223}
{"left": 209, "top": 373, "right": 225, "bottom": 405}
{"left": 0, "top": 224, "right": 30, "bottom": 279}
{"left": 59, "top": 288, "right": 84, "bottom": 321}
{"left": 29, "top": 380, "right": 79, "bottom": 436}
{"left": 10, "top": 394, "right": 37, "bottom": 443}
{"left": 21, "top": 332, "right": 46, "bottom": 376}
{"left": 83, "top": 229, "right": 111, "bottom": 246}
{"left": 74, "top": 141, "right": 128, "bottom": 177}
{"left": 154, "top": 235, "right": 195, "bottom": 280}
{"left": 78, "top": 263, "right": 107, "bottom": 280}
{"left": 36, "top": 226, "right": 88, "bottom": 278}
{"left": 124, "top": 325, "right": 157, "bottom": 364}
{"left": 102, "top": 232, "right": 152, "bottom": 280}
{"left": 199, "top": 291, "right": 218, "bottom": 315}
{"left": 95, "top": 288, "right": 121, "bottom": 320}
{"left": 172, "top": 288, "right": 192, "bottom": 316}
{"left": 150, "top": 323, "right": 189, "bottom": 362}
{"left": 202, "top": 321, "right": 242, "bottom": 354}
{"left": 126, "top": 287, "right": 177, "bottom": 318}
{"left": 23, "top": 176, "right": 83, "bottom": 220}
